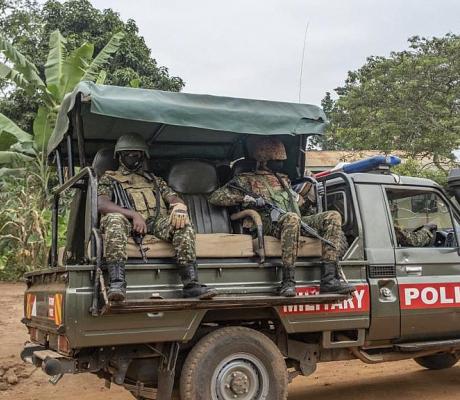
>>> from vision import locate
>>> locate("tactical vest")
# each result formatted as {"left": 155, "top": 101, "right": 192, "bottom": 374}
{"left": 247, "top": 172, "right": 301, "bottom": 216}
{"left": 105, "top": 170, "right": 167, "bottom": 219}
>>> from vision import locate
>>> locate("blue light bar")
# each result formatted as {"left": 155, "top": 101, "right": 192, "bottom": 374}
{"left": 342, "top": 155, "right": 401, "bottom": 174}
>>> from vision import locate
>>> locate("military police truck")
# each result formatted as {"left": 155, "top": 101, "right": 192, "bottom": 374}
{"left": 20, "top": 82, "right": 460, "bottom": 400}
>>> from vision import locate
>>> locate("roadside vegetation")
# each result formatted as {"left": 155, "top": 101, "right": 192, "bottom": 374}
{"left": 0, "top": 0, "right": 183, "bottom": 279}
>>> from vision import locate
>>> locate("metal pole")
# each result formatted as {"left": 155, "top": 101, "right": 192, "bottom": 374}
{"left": 66, "top": 134, "right": 75, "bottom": 177}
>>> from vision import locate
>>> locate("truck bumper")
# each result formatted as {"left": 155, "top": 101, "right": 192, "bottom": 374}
{"left": 21, "top": 342, "right": 76, "bottom": 376}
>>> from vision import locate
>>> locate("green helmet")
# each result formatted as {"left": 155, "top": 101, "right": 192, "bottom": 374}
{"left": 114, "top": 133, "right": 150, "bottom": 159}
{"left": 247, "top": 137, "right": 287, "bottom": 162}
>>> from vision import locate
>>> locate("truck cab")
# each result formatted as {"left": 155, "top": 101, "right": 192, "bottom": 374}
{"left": 21, "top": 82, "right": 460, "bottom": 400}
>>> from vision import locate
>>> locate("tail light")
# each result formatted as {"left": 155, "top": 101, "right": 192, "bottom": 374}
{"left": 57, "top": 335, "right": 70, "bottom": 355}
{"left": 29, "top": 327, "right": 38, "bottom": 342}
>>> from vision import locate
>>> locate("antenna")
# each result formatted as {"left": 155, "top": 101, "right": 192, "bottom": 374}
{"left": 298, "top": 21, "right": 310, "bottom": 103}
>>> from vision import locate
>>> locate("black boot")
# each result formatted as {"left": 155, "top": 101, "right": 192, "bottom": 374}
{"left": 107, "top": 261, "right": 127, "bottom": 302}
{"left": 278, "top": 266, "right": 296, "bottom": 297}
{"left": 320, "top": 262, "right": 355, "bottom": 294}
{"left": 181, "top": 263, "right": 217, "bottom": 300}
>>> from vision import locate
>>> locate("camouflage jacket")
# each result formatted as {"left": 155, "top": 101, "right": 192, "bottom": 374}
{"left": 208, "top": 171, "right": 305, "bottom": 231}
{"left": 394, "top": 226, "right": 433, "bottom": 247}
{"left": 98, "top": 166, "right": 177, "bottom": 220}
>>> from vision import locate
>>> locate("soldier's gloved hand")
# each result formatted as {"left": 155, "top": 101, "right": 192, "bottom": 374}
{"left": 132, "top": 212, "right": 147, "bottom": 235}
{"left": 243, "top": 195, "right": 265, "bottom": 207}
{"left": 169, "top": 203, "right": 190, "bottom": 229}
{"left": 424, "top": 223, "right": 437, "bottom": 233}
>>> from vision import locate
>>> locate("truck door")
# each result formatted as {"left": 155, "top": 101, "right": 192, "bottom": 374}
{"left": 385, "top": 186, "right": 460, "bottom": 341}
{"left": 355, "top": 183, "right": 400, "bottom": 341}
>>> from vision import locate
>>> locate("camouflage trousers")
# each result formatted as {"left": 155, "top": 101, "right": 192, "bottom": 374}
{"left": 100, "top": 213, "right": 196, "bottom": 265}
{"left": 302, "top": 210, "right": 347, "bottom": 263}
{"left": 270, "top": 210, "right": 346, "bottom": 266}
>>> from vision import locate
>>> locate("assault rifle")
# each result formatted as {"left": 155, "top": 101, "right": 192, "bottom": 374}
{"left": 111, "top": 181, "right": 148, "bottom": 262}
{"left": 228, "top": 183, "right": 335, "bottom": 248}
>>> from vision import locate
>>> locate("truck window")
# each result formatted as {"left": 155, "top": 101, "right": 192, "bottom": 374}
{"left": 326, "top": 191, "right": 348, "bottom": 225}
{"left": 386, "top": 188, "right": 457, "bottom": 248}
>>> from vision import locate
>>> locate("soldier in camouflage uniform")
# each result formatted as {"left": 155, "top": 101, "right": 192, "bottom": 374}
{"left": 293, "top": 176, "right": 350, "bottom": 261}
{"left": 98, "top": 133, "right": 216, "bottom": 301}
{"left": 209, "top": 137, "right": 355, "bottom": 296}
{"left": 394, "top": 223, "right": 437, "bottom": 247}
{"left": 389, "top": 201, "right": 437, "bottom": 247}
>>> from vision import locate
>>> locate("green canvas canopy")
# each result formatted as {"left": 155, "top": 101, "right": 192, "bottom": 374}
{"left": 48, "top": 81, "right": 327, "bottom": 164}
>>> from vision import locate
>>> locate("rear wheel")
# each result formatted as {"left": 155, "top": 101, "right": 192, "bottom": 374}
{"left": 180, "top": 326, "right": 288, "bottom": 400}
{"left": 414, "top": 353, "right": 459, "bottom": 370}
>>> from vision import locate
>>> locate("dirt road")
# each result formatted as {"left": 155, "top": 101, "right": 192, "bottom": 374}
{"left": 1, "top": 282, "right": 459, "bottom": 399}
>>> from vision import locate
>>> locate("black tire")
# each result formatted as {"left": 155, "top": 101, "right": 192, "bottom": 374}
{"left": 180, "top": 326, "right": 288, "bottom": 400}
{"left": 414, "top": 353, "right": 459, "bottom": 370}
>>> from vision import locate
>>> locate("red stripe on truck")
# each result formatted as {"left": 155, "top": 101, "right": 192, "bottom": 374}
{"left": 280, "top": 284, "right": 369, "bottom": 315}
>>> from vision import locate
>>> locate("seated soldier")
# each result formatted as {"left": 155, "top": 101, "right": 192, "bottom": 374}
{"left": 293, "top": 175, "right": 352, "bottom": 288}
{"left": 394, "top": 223, "right": 437, "bottom": 247}
{"left": 208, "top": 137, "right": 355, "bottom": 297}
{"left": 97, "top": 133, "right": 216, "bottom": 301}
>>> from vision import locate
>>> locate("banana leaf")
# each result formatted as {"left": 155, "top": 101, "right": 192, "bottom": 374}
{"left": 82, "top": 32, "right": 124, "bottom": 81}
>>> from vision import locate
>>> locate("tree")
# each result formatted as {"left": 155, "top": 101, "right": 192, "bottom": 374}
{"left": 307, "top": 91, "right": 336, "bottom": 150}
{"left": 322, "top": 34, "right": 460, "bottom": 173}
{"left": 393, "top": 158, "right": 449, "bottom": 186}
{"left": 0, "top": 28, "right": 125, "bottom": 278}
{"left": 0, "top": 30, "right": 124, "bottom": 165}
{"left": 0, "top": 0, "right": 184, "bottom": 132}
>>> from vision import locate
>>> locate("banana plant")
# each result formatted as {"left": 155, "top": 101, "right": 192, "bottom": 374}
{"left": 0, "top": 29, "right": 125, "bottom": 164}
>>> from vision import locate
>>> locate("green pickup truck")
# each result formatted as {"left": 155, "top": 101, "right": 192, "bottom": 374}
{"left": 20, "top": 82, "right": 460, "bottom": 400}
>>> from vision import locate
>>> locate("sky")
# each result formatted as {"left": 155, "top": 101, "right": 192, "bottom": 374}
{"left": 90, "top": 0, "right": 459, "bottom": 106}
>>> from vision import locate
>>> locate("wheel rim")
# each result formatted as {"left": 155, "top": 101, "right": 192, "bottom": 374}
{"left": 211, "top": 352, "right": 270, "bottom": 400}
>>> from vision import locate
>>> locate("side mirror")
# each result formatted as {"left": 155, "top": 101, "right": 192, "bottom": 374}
{"left": 448, "top": 168, "right": 460, "bottom": 205}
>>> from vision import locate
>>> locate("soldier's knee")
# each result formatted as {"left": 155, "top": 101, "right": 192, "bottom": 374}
{"left": 282, "top": 212, "right": 301, "bottom": 226}
{"left": 175, "top": 224, "right": 196, "bottom": 240}
{"left": 104, "top": 212, "right": 128, "bottom": 224}
{"left": 324, "top": 210, "right": 342, "bottom": 225}
{"left": 101, "top": 213, "right": 130, "bottom": 234}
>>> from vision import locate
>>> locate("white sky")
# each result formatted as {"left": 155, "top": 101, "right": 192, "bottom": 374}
{"left": 91, "top": 0, "right": 459, "bottom": 106}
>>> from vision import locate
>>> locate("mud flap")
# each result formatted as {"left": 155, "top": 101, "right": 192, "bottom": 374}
{"left": 20, "top": 343, "right": 45, "bottom": 364}
{"left": 156, "top": 342, "right": 180, "bottom": 400}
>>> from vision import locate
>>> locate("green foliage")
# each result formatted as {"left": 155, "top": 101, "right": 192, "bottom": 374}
{"left": 0, "top": 112, "right": 32, "bottom": 150}
{"left": 0, "top": 25, "right": 125, "bottom": 279}
{"left": 59, "top": 42, "right": 94, "bottom": 98}
{"left": 321, "top": 34, "right": 460, "bottom": 170}
{"left": 0, "top": 150, "right": 33, "bottom": 164}
{"left": 0, "top": 164, "right": 45, "bottom": 279}
{"left": 44, "top": 29, "right": 67, "bottom": 99}
{"left": 82, "top": 31, "right": 124, "bottom": 81}
{"left": 0, "top": 31, "right": 46, "bottom": 91}
{"left": 393, "top": 158, "right": 451, "bottom": 187}
{"left": 32, "top": 106, "right": 55, "bottom": 152}
{"left": 0, "top": 151, "right": 71, "bottom": 280}
{"left": 0, "top": 0, "right": 184, "bottom": 133}
{"left": 0, "top": 28, "right": 124, "bottom": 165}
